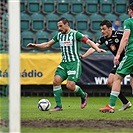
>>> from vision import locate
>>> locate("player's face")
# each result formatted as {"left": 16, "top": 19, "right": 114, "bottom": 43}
{"left": 100, "top": 25, "right": 112, "bottom": 38}
{"left": 128, "top": 8, "right": 133, "bottom": 17}
{"left": 57, "top": 21, "right": 68, "bottom": 34}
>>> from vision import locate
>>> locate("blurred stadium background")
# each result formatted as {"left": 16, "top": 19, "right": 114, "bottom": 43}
{"left": 0, "top": 0, "right": 133, "bottom": 97}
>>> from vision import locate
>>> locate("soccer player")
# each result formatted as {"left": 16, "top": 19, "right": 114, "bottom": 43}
{"left": 99, "top": 3, "right": 133, "bottom": 113}
{"left": 27, "top": 17, "right": 105, "bottom": 111}
{"left": 81, "top": 20, "right": 132, "bottom": 111}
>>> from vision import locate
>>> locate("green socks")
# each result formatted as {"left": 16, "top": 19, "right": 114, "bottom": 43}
{"left": 53, "top": 86, "right": 62, "bottom": 108}
{"left": 74, "top": 85, "right": 85, "bottom": 98}
{"left": 53, "top": 85, "right": 85, "bottom": 107}
{"left": 109, "top": 91, "right": 120, "bottom": 107}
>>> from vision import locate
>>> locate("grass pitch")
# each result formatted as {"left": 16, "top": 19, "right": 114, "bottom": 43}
{"left": 22, "top": 97, "right": 133, "bottom": 133}
{"left": 21, "top": 97, "right": 133, "bottom": 120}
{"left": 0, "top": 97, "right": 133, "bottom": 133}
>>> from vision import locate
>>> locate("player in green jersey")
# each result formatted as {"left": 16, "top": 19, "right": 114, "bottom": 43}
{"left": 99, "top": 3, "right": 133, "bottom": 113}
{"left": 80, "top": 20, "right": 132, "bottom": 111}
{"left": 27, "top": 17, "right": 105, "bottom": 111}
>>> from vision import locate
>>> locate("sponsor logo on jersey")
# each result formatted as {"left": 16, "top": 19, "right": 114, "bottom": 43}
{"left": 67, "top": 70, "right": 76, "bottom": 75}
{"left": 60, "top": 41, "right": 72, "bottom": 46}
{"left": 115, "top": 38, "right": 119, "bottom": 43}
{"left": 105, "top": 41, "right": 108, "bottom": 45}
{"left": 110, "top": 44, "right": 116, "bottom": 51}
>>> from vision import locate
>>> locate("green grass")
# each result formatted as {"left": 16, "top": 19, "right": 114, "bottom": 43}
{"left": 22, "top": 128, "right": 133, "bottom": 133}
{"left": 0, "top": 97, "right": 133, "bottom": 133}
{"left": 21, "top": 97, "right": 133, "bottom": 120}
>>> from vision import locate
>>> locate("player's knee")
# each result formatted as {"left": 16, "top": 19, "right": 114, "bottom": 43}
{"left": 66, "top": 83, "right": 75, "bottom": 91}
{"left": 130, "top": 77, "right": 133, "bottom": 87}
{"left": 106, "top": 77, "right": 114, "bottom": 88}
{"left": 107, "top": 81, "right": 112, "bottom": 88}
{"left": 53, "top": 79, "right": 61, "bottom": 86}
{"left": 130, "top": 82, "right": 133, "bottom": 87}
{"left": 53, "top": 76, "right": 62, "bottom": 86}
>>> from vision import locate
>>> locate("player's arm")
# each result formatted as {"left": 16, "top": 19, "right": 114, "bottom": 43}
{"left": 81, "top": 36, "right": 106, "bottom": 53}
{"left": 26, "top": 40, "right": 55, "bottom": 49}
{"left": 114, "top": 30, "right": 130, "bottom": 65}
{"left": 86, "top": 39, "right": 105, "bottom": 53}
{"left": 81, "top": 43, "right": 100, "bottom": 58}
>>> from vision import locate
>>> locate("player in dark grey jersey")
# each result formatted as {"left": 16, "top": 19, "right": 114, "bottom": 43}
{"left": 81, "top": 20, "right": 132, "bottom": 111}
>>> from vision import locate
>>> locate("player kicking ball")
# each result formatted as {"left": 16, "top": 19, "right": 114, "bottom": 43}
{"left": 27, "top": 17, "right": 105, "bottom": 111}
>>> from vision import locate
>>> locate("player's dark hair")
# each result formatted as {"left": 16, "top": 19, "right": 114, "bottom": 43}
{"left": 100, "top": 20, "right": 112, "bottom": 28}
{"left": 58, "top": 17, "right": 69, "bottom": 25}
{"left": 128, "top": 3, "right": 133, "bottom": 10}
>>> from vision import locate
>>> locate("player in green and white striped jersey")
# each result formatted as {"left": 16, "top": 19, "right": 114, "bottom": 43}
{"left": 27, "top": 17, "right": 105, "bottom": 111}
{"left": 52, "top": 29, "right": 86, "bottom": 62}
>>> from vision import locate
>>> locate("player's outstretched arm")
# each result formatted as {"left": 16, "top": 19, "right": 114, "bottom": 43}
{"left": 86, "top": 39, "right": 106, "bottom": 53}
{"left": 26, "top": 40, "right": 55, "bottom": 49}
{"left": 81, "top": 43, "right": 100, "bottom": 58}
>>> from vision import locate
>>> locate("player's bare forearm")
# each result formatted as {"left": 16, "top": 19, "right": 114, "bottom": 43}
{"left": 26, "top": 42, "right": 48, "bottom": 48}
{"left": 81, "top": 48, "right": 95, "bottom": 58}
{"left": 86, "top": 40, "right": 99, "bottom": 51}
{"left": 37, "top": 42, "right": 50, "bottom": 48}
{"left": 117, "top": 40, "right": 128, "bottom": 56}
{"left": 116, "top": 31, "right": 129, "bottom": 56}
{"left": 82, "top": 43, "right": 101, "bottom": 58}
{"left": 86, "top": 40, "right": 106, "bottom": 53}
{"left": 27, "top": 40, "right": 54, "bottom": 49}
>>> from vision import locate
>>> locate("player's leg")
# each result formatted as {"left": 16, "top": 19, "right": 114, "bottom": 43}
{"left": 108, "top": 67, "right": 131, "bottom": 111}
{"left": 53, "top": 75, "right": 63, "bottom": 110}
{"left": 51, "top": 63, "right": 67, "bottom": 111}
{"left": 99, "top": 55, "right": 131, "bottom": 113}
{"left": 130, "top": 76, "right": 133, "bottom": 96}
{"left": 107, "top": 73, "right": 114, "bottom": 88}
{"left": 117, "top": 56, "right": 133, "bottom": 111}
{"left": 99, "top": 74, "right": 122, "bottom": 113}
{"left": 109, "top": 74, "right": 123, "bottom": 107}
{"left": 130, "top": 75, "right": 133, "bottom": 112}
{"left": 66, "top": 61, "right": 88, "bottom": 109}
{"left": 66, "top": 80, "right": 86, "bottom": 99}
{"left": 66, "top": 80, "right": 88, "bottom": 109}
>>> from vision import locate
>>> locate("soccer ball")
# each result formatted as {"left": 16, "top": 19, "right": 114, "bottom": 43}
{"left": 38, "top": 99, "right": 51, "bottom": 111}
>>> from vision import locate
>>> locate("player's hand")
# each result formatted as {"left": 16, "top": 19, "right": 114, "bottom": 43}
{"left": 80, "top": 54, "right": 84, "bottom": 59}
{"left": 26, "top": 43, "right": 36, "bottom": 47}
{"left": 114, "top": 54, "right": 120, "bottom": 65}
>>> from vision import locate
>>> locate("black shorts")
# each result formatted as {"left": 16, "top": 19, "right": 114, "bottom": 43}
{"left": 110, "top": 65, "right": 119, "bottom": 74}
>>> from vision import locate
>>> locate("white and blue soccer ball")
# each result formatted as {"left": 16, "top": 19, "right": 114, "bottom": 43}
{"left": 38, "top": 99, "right": 51, "bottom": 111}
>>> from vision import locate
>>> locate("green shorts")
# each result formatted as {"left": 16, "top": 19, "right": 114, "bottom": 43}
{"left": 116, "top": 55, "right": 133, "bottom": 78}
{"left": 55, "top": 60, "right": 82, "bottom": 82}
